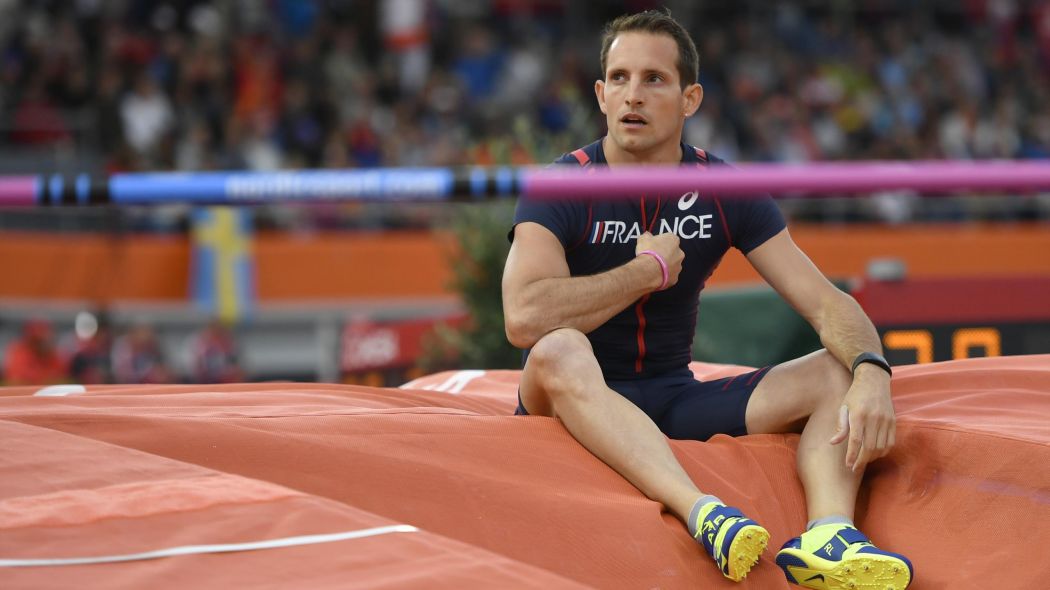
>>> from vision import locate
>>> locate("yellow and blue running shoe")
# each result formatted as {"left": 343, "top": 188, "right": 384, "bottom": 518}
{"left": 775, "top": 524, "right": 913, "bottom": 589}
{"left": 693, "top": 502, "right": 769, "bottom": 581}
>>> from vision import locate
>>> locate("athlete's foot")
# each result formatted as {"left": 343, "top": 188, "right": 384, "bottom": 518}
{"left": 775, "top": 524, "right": 913, "bottom": 590}
{"left": 693, "top": 501, "right": 769, "bottom": 582}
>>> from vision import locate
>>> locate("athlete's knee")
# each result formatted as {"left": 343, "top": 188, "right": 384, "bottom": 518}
{"left": 813, "top": 348, "right": 852, "bottom": 401}
{"left": 528, "top": 328, "right": 593, "bottom": 372}
{"left": 787, "top": 349, "right": 853, "bottom": 414}
{"left": 524, "top": 328, "right": 601, "bottom": 402}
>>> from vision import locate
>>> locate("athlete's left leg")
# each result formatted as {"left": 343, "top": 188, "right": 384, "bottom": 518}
{"left": 745, "top": 349, "right": 913, "bottom": 589}
{"left": 743, "top": 348, "right": 858, "bottom": 522}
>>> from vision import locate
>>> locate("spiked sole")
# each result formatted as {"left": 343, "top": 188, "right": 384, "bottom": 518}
{"left": 726, "top": 524, "right": 769, "bottom": 581}
{"left": 776, "top": 549, "right": 911, "bottom": 590}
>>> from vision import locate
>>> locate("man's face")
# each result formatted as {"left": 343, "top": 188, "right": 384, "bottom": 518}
{"left": 596, "top": 31, "right": 702, "bottom": 162}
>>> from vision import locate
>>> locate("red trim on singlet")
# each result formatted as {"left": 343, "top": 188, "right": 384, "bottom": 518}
{"left": 570, "top": 149, "right": 591, "bottom": 166}
{"left": 692, "top": 147, "right": 731, "bottom": 248}
{"left": 634, "top": 195, "right": 663, "bottom": 373}
{"left": 713, "top": 197, "right": 733, "bottom": 248}
{"left": 634, "top": 294, "right": 650, "bottom": 373}
{"left": 567, "top": 149, "right": 593, "bottom": 251}
{"left": 569, "top": 203, "right": 593, "bottom": 251}
{"left": 639, "top": 196, "right": 663, "bottom": 232}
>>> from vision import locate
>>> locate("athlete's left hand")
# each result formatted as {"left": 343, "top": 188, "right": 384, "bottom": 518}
{"left": 829, "top": 365, "right": 896, "bottom": 472}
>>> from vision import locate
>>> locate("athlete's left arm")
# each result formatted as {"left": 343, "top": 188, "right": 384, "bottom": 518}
{"left": 745, "top": 228, "right": 896, "bottom": 472}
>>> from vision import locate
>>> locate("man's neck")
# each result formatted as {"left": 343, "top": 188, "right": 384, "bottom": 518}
{"left": 602, "top": 136, "right": 684, "bottom": 166}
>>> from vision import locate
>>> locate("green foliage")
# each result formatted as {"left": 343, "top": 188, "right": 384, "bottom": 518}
{"left": 422, "top": 201, "right": 522, "bottom": 371}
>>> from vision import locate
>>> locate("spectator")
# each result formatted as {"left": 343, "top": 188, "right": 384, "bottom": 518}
{"left": 67, "top": 312, "right": 113, "bottom": 385}
{"left": 112, "top": 323, "right": 172, "bottom": 384}
{"left": 453, "top": 26, "right": 505, "bottom": 104}
{"left": 381, "top": 0, "right": 431, "bottom": 95}
{"left": 189, "top": 320, "right": 244, "bottom": 384}
{"left": 232, "top": 37, "right": 283, "bottom": 123}
{"left": 3, "top": 319, "right": 67, "bottom": 386}
{"left": 120, "top": 73, "right": 175, "bottom": 162}
{"left": 9, "top": 77, "right": 71, "bottom": 146}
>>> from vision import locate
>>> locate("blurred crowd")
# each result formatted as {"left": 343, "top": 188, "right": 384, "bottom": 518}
{"left": 688, "top": 2, "right": 1050, "bottom": 163}
{"left": 1, "top": 1, "right": 1050, "bottom": 226}
{"left": 2, "top": 315, "right": 243, "bottom": 386}
{"left": 2, "top": 0, "right": 1050, "bottom": 173}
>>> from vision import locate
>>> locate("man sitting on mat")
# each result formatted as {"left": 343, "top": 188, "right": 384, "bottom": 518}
{"left": 502, "top": 9, "right": 913, "bottom": 589}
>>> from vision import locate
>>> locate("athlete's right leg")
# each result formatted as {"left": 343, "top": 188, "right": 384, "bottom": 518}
{"left": 520, "top": 328, "right": 767, "bottom": 581}
{"left": 520, "top": 328, "right": 702, "bottom": 520}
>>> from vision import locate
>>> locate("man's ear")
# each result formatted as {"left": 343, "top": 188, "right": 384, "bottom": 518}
{"left": 683, "top": 82, "right": 704, "bottom": 117}
{"left": 595, "top": 79, "right": 607, "bottom": 115}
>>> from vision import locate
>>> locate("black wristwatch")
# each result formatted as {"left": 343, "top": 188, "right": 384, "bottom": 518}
{"left": 851, "top": 352, "right": 892, "bottom": 377}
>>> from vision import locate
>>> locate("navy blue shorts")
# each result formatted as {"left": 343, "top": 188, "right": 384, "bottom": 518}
{"left": 515, "top": 366, "right": 771, "bottom": 441}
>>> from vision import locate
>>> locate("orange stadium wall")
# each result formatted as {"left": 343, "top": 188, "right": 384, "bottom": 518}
{"left": 0, "top": 224, "right": 1048, "bottom": 303}
{"left": 0, "top": 231, "right": 458, "bottom": 303}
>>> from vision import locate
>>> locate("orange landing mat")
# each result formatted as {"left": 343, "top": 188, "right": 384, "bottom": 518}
{"left": 1, "top": 355, "right": 1048, "bottom": 589}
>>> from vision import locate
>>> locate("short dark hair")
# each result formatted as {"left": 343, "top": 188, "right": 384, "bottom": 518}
{"left": 600, "top": 9, "right": 699, "bottom": 89}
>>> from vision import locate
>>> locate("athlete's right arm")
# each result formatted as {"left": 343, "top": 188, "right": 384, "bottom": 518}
{"left": 502, "top": 222, "right": 681, "bottom": 349}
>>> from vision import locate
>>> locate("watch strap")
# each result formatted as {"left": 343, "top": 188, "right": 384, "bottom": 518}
{"left": 851, "top": 352, "right": 892, "bottom": 376}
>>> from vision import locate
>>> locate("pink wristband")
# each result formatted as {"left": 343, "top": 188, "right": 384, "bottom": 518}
{"left": 638, "top": 250, "right": 668, "bottom": 290}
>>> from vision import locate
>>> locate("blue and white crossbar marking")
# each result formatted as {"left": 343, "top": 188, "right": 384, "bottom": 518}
{"left": 6, "top": 160, "right": 1050, "bottom": 207}
{"left": 111, "top": 169, "right": 457, "bottom": 204}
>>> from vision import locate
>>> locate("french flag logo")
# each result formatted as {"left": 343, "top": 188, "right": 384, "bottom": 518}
{"left": 590, "top": 221, "right": 604, "bottom": 244}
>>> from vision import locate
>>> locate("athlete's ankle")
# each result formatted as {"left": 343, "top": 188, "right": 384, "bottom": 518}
{"left": 686, "top": 494, "right": 723, "bottom": 538}
{"left": 805, "top": 514, "right": 854, "bottom": 531}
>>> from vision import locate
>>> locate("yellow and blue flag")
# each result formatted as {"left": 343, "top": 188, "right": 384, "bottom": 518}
{"left": 191, "top": 207, "right": 255, "bottom": 323}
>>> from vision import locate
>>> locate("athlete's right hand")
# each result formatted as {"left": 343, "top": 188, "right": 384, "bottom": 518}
{"left": 636, "top": 231, "right": 684, "bottom": 290}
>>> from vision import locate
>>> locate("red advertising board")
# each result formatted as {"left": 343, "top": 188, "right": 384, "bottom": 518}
{"left": 340, "top": 315, "right": 466, "bottom": 374}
